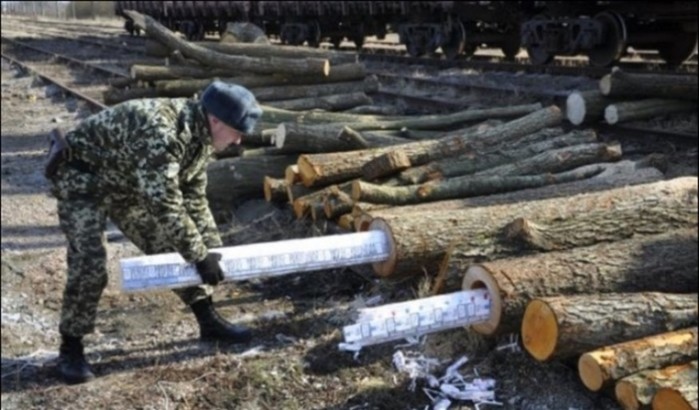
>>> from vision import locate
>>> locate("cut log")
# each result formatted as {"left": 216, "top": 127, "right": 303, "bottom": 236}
{"left": 364, "top": 157, "right": 665, "bottom": 220}
{"left": 398, "top": 127, "right": 576, "bottom": 184}
{"left": 242, "top": 128, "right": 276, "bottom": 147}
{"left": 260, "top": 104, "right": 408, "bottom": 125}
{"left": 475, "top": 142, "right": 622, "bottom": 177}
{"left": 463, "top": 229, "right": 698, "bottom": 338}
{"left": 103, "top": 87, "right": 158, "bottom": 105}
{"left": 285, "top": 183, "right": 314, "bottom": 204}
{"left": 367, "top": 177, "right": 698, "bottom": 278}
{"left": 124, "top": 10, "right": 330, "bottom": 77}
{"left": 285, "top": 165, "right": 300, "bottom": 185}
{"left": 292, "top": 181, "right": 353, "bottom": 219}
{"left": 521, "top": 293, "right": 698, "bottom": 362}
{"left": 578, "top": 327, "right": 699, "bottom": 392}
{"left": 615, "top": 361, "right": 698, "bottom": 410}
{"left": 274, "top": 123, "right": 404, "bottom": 155}
{"left": 220, "top": 22, "right": 269, "bottom": 44}
{"left": 131, "top": 64, "right": 244, "bottom": 81}
{"left": 298, "top": 105, "right": 561, "bottom": 187}
{"left": 253, "top": 77, "right": 378, "bottom": 102}
{"left": 143, "top": 38, "right": 357, "bottom": 64}
{"left": 268, "top": 92, "right": 372, "bottom": 111}
{"left": 605, "top": 99, "right": 697, "bottom": 124}
{"left": 206, "top": 155, "right": 298, "bottom": 206}
{"left": 653, "top": 384, "right": 698, "bottom": 410}
{"left": 353, "top": 164, "right": 605, "bottom": 205}
{"left": 361, "top": 151, "right": 412, "bottom": 181}
{"left": 323, "top": 189, "right": 354, "bottom": 219}
{"left": 338, "top": 126, "right": 370, "bottom": 149}
{"left": 600, "top": 67, "right": 698, "bottom": 101}
{"left": 263, "top": 177, "right": 288, "bottom": 202}
{"left": 566, "top": 90, "right": 617, "bottom": 125}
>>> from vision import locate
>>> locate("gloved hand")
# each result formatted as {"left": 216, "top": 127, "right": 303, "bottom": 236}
{"left": 195, "top": 252, "right": 224, "bottom": 286}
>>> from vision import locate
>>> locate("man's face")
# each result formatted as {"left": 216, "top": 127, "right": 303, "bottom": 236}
{"left": 207, "top": 114, "right": 244, "bottom": 152}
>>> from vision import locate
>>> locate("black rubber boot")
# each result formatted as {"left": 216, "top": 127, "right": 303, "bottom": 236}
{"left": 190, "top": 297, "right": 252, "bottom": 343}
{"left": 57, "top": 335, "right": 95, "bottom": 384}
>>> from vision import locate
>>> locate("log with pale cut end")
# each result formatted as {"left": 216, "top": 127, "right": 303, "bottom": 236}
{"left": 338, "top": 214, "right": 355, "bottom": 231}
{"left": 292, "top": 181, "right": 353, "bottom": 219}
{"left": 143, "top": 38, "right": 357, "bottom": 64}
{"left": 323, "top": 189, "right": 354, "bottom": 219}
{"left": 604, "top": 99, "right": 697, "bottom": 125}
{"left": 130, "top": 64, "right": 242, "bottom": 81}
{"left": 285, "top": 165, "right": 301, "bottom": 185}
{"left": 124, "top": 10, "right": 330, "bottom": 77}
{"left": 206, "top": 155, "right": 298, "bottom": 206}
{"left": 521, "top": 293, "right": 698, "bottom": 362}
{"left": 475, "top": 142, "right": 622, "bottom": 177}
{"left": 566, "top": 90, "right": 616, "bottom": 125}
{"left": 362, "top": 151, "right": 412, "bottom": 181}
{"left": 285, "top": 183, "right": 314, "bottom": 204}
{"left": 615, "top": 361, "right": 698, "bottom": 410}
{"left": 462, "top": 229, "right": 698, "bottom": 337}
{"left": 268, "top": 92, "right": 372, "bottom": 111}
{"left": 599, "top": 67, "right": 698, "bottom": 101}
{"left": 338, "top": 126, "right": 370, "bottom": 149}
{"left": 353, "top": 164, "right": 604, "bottom": 205}
{"left": 260, "top": 104, "right": 408, "bottom": 126}
{"left": 274, "top": 123, "right": 402, "bottom": 155}
{"left": 398, "top": 127, "right": 574, "bottom": 184}
{"left": 653, "top": 384, "right": 698, "bottom": 410}
{"left": 263, "top": 177, "right": 288, "bottom": 202}
{"left": 579, "top": 327, "right": 698, "bottom": 392}
{"left": 367, "top": 177, "right": 698, "bottom": 278}
{"left": 298, "top": 105, "right": 561, "bottom": 187}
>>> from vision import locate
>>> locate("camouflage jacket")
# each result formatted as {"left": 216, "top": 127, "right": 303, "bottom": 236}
{"left": 63, "top": 98, "right": 221, "bottom": 263}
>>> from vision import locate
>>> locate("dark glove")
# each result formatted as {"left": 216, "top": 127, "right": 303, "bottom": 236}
{"left": 195, "top": 252, "right": 224, "bottom": 286}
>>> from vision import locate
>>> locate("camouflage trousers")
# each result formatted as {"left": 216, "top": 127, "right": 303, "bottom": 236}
{"left": 51, "top": 165, "right": 213, "bottom": 338}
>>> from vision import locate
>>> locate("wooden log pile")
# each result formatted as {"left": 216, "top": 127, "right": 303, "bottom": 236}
{"left": 565, "top": 66, "right": 697, "bottom": 125}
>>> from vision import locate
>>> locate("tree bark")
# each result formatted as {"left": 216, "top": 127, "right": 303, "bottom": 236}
{"left": 285, "top": 183, "right": 315, "bottom": 204}
{"left": 462, "top": 229, "right": 698, "bottom": 338}
{"left": 285, "top": 165, "right": 300, "bottom": 185}
{"left": 268, "top": 92, "right": 371, "bottom": 111}
{"left": 566, "top": 90, "right": 618, "bottom": 125}
{"left": 605, "top": 99, "right": 697, "bottom": 125}
{"left": 599, "top": 67, "right": 698, "bottom": 101}
{"left": 143, "top": 38, "right": 357, "bottom": 65}
{"left": 206, "top": 155, "right": 298, "bottom": 206}
{"left": 263, "top": 177, "right": 288, "bottom": 202}
{"left": 474, "top": 142, "right": 622, "bottom": 177}
{"left": 353, "top": 164, "right": 605, "bottom": 205}
{"left": 521, "top": 293, "right": 698, "bottom": 362}
{"left": 298, "top": 105, "right": 561, "bottom": 187}
{"left": 123, "top": 10, "right": 330, "bottom": 77}
{"left": 367, "top": 177, "right": 698, "bottom": 278}
{"left": 615, "top": 361, "right": 698, "bottom": 410}
{"left": 131, "top": 64, "right": 243, "bottom": 81}
{"left": 398, "top": 127, "right": 576, "bottom": 184}
{"left": 653, "top": 384, "right": 698, "bottom": 410}
{"left": 274, "top": 123, "right": 404, "bottom": 155}
{"left": 361, "top": 151, "right": 412, "bottom": 181}
{"left": 578, "top": 327, "right": 698, "bottom": 392}
{"left": 292, "top": 181, "right": 353, "bottom": 219}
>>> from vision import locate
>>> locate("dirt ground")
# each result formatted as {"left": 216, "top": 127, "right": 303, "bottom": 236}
{"left": 2, "top": 21, "right": 697, "bottom": 410}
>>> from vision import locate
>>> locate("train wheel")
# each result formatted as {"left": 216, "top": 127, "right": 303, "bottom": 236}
{"left": 525, "top": 15, "right": 553, "bottom": 65}
{"left": 441, "top": 19, "right": 466, "bottom": 60}
{"left": 307, "top": 21, "right": 321, "bottom": 48}
{"left": 587, "top": 11, "right": 627, "bottom": 67}
{"left": 659, "top": 32, "right": 697, "bottom": 67}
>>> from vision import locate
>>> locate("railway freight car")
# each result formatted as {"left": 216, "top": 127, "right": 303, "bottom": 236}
{"left": 115, "top": 1, "right": 698, "bottom": 67}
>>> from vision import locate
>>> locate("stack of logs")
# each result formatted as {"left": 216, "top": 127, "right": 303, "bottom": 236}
{"left": 565, "top": 66, "right": 698, "bottom": 126}
{"left": 107, "top": 10, "right": 377, "bottom": 115}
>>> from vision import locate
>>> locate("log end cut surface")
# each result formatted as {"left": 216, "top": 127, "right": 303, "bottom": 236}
{"left": 616, "top": 380, "right": 641, "bottom": 410}
{"left": 522, "top": 299, "right": 559, "bottom": 362}
{"left": 369, "top": 218, "right": 397, "bottom": 277}
{"left": 566, "top": 92, "right": 586, "bottom": 126}
{"left": 653, "top": 387, "right": 693, "bottom": 410}
{"left": 462, "top": 264, "right": 503, "bottom": 335}
{"left": 579, "top": 353, "right": 607, "bottom": 392}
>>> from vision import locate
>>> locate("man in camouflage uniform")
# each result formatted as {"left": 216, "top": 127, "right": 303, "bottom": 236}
{"left": 46, "top": 81, "right": 262, "bottom": 384}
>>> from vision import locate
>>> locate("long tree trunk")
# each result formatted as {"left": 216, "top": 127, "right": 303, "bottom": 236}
{"left": 367, "top": 177, "right": 698, "bottom": 278}
{"left": 298, "top": 105, "right": 561, "bottom": 187}
{"left": 124, "top": 11, "right": 330, "bottom": 77}
{"left": 398, "top": 127, "right": 578, "bottom": 184}
{"left": 206, "top": 155, "right": 298, "bottom": 206}
{"left": 578, "top": 327, "right": 698, "bottom": 392}
{"left": 143, "top": 38, "right": 357, "bottom": 65}
{"left": 353, "top": 163, "right": 605, "bottom": 205}
{"left": 260, "top": 104, "right": 408, "bottom": 125}
{"left": 274, "top": 123, "right": 405, "bottom": 155}
{"left": 521, "top": 293, "right": 698, "bottom": 361}
{"left": 362, "top": 158, "right": 665, "bottom": 221}
{"left": 605, "top": 99, "right": 697, "bottom": 124}
{"left": 653, "top": 383, "right": 698, "bottom": 410}
{"left": 252, "top": 77, "right": 378, "bottom": 102}
{"left": 599, "top": 67, "right": 698, "bottom": 101}
{"left": 462, "top": 229, "right": 698, "bottom": 337}
{"left": 566, "top": 90, "right": 618, "bottom": 125}
{"left": 615, "top": 361, "right": 698, "bottom": 410}
{"left": 268, "top": 92, "right": 372, "bottom": 111}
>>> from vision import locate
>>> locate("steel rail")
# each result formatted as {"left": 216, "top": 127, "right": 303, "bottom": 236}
{"left": 1, "top": 51, "right": 107, "bottom": 111}
{"left": 2, "top": 24, "right": 143, "bottom": 53}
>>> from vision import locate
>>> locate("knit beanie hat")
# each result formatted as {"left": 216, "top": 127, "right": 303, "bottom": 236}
{"left": 200, "top": 81, "right": 263, "bottom": 134}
